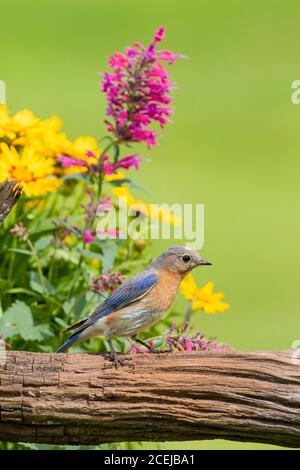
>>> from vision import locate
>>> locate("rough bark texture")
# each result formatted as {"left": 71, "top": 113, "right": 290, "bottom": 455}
{"left": 0, "top": 350, "right": 300, "bottom": 447}
{"left": 0, "top": 179, "right": 22, "bottom": 224}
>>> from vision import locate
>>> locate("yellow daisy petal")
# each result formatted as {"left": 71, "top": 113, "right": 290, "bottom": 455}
{"left": 0, "top": 144, "right": 60, "bottom": 196}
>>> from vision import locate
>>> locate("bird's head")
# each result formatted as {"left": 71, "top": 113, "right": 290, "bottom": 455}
{"left": 152, "top": 246, "right": 212, "bottom": 277}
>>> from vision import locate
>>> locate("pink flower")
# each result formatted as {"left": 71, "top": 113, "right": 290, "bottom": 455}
{"left": 90, "top": 272, "right": 125, "bottom": 294}
{"left": 82, "top": 191, "right": 112, "bottom": 218}
{"left": 130, "top": 343, "right": 148, "bottom": 354}
{"left": 97, "top": 196, "right": 112, "bottom": 214}
{"left": 58, "top": 155, "right": 89, "bottom": 168}
{"left": 164, "top": 324, "right": 230, "bottom": 353}
{"left": 116, "top": 154, "right": 141, "bottom": 171}
{"left": 101, "top": 27, "right": 181, "bottom": 148}
{"left": 103, "top": 154, "right": 142, "bottom": 175}
{"left": 86, "top": 150, "right": 97, "bottom": 159}
{"left": 0, "top": 340, "right": 11, "bottom": 349}
{"left": 83, "top": 230, "right": 95, "bottom": 244}
{"left": 154, "top": 26, "right": 165, "bottom": 43}
{"left": 96, "top": 229, "right": 120, "bottom": 238}
{"left": 182, "top": 337, "right": 194, "bottom": 352}
{"left": 103, "top": 158, "right": 115, "bottom": 175}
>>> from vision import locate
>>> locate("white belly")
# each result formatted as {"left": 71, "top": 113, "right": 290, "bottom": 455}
{"left": 106, "top": 305, "right": 163, "bottom": 337}
{"left": 81, "top": 305, "right": 163, "bottom": 340}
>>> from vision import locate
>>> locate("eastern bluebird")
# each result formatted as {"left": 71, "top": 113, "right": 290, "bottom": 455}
{"left": 56, "top": 246, "right": 211, "bottom": 366}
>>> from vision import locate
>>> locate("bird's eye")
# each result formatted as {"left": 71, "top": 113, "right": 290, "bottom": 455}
{"left": 182, "top": 255, "right": 190, "bottom": 263}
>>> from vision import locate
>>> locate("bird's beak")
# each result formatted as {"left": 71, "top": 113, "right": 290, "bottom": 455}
{"left": 198, "top": 258, "right": 212, "bottom": 266}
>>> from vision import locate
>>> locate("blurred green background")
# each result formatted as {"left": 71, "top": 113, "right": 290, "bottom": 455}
{"left": 1, "top": 0, "right": 300, "bottom": 450}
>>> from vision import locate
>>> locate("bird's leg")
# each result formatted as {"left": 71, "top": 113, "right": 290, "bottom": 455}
{"left": 106, "top": 338, "right": 125, "bottom": 368}
{"left": 133, "top": 336, "right": 171, "bottom": 354}
{"left": 133, "top": 336, "right": 155, "bottom": 353}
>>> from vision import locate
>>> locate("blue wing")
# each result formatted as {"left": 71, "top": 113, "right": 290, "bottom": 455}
{"left": 89, "top": 271, "right": 158, "bottom": 321}
{"left": 65, "top": 270, "right": 158, "bottom": 333}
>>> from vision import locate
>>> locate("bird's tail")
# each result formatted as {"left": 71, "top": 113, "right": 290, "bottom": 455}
{"left": 56, "top": 331, "right": 81, "bottom": 353}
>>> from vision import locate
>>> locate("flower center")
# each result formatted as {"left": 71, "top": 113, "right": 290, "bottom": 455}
{"left": 10, "top": 166, "right": 35, "bottom": 183}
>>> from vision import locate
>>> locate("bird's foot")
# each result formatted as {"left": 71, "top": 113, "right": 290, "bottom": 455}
{"left": 107, "top": 352, "right": 134, "bottom": 369}
{"left": 151, "top": 346, "right": 173, "bottom": 355}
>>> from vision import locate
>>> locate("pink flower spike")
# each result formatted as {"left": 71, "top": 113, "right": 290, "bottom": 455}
{"left": 119, "top": 109, "right": 128, "bottom": 127}
{"left": 154, "top": 26, "right": 166, "bottom": 43}
{"left": 58, "top": 155, "right": 88, "bottom": 168}
{"left": 183, "top": 337, "right": 193, "bottom": 352}
{"left": 83, "top": 230, "right": 95, "bottom": 244}
{"left": 116, "top": 154, "right": 142, "bottom": 171}
{"left": 130, "top": 343, "right": 148, "bottom": 354}
{"left": 0, "top": 340, "right": 11, "bottom": 349}
{"left": 130, "top": 344, "right": 138, "bottom": 355}
{"left": 101, "top": 27, "right": 181, "bottom": 148}
{"left": 103, "top": 160, "right": 115, "bottom": 175}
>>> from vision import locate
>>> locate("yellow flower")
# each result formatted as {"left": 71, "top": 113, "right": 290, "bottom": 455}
{"left": 28, "top": 116, "right": 68, "bottom": 156}
{"left": 112, "top": 187, "right": 181, "bottom": 225}
{"left": 59, "top": 135, "right": 101, "bottom": 174}
{"left": 181, "top": 274, "right": 230, "bottom": 314}
{"left": 90, "top": 259, "right": 100, "bottom": 268}
{"left": 0, "top": 143, "right": 61, "bottom": 196}
{"left": 25, "top": 199, "right": 46, "bottom": 211}
{"left": 12, "top": 109, "right": 39, "bottom": 131}
{"left": 0, "top": 107, "right": 102, "bottom": 183}
{"left": 63, "top": 235, "right": 74, "bottom": 245}
{"left": 105, "top": 171, "right": 125, "bottom": 182}
{"left": 0, "top": 108, "right": 40, "bottom": 146}
{"left": 0, "top": 105, "right": 10, "bottom": 132}
{"left": 0, "top": 105, "right": 15, "bottom": 141}
{"left": 113, "top": 187, "right": 136, "bottom": 205}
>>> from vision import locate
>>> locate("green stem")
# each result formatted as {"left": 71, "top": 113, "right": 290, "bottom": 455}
{"left": 70, "top": 139, "right": 120, "bottom": 295}
{"left": 98, "top": 139, "right": 120, "bottom": 166}
{"left": 97, "top": 139, "right": 120, "bottom": 197}
{"left": 27, "top": 238, "right": 47, "bottom": 295}
{"left": 183, "top": 302, "right": 193, "bottom": 324}
{"left": 7, "top": 206, "right": 18, "bottom": 283}
{"left": 97, "top": 171, "right": 104, "bottom": 199}
{"left": 48, "top": 244, "right": 57, "bottom": 284}
{"left": 69, "top": 241, "right": 86, "bottom": 297}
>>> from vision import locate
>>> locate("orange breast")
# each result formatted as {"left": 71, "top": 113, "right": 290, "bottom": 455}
{"left": 145, "top": 269, "right": 181, "bottom": 313}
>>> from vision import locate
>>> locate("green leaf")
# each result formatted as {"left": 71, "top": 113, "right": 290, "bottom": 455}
{"left": 30, "top": 226, "right": 57, "bottom": 238}
{"left": 0, "top": 278, "right": 10, "bottom": 291}
{"left": 30, "top": 272, "right": 55, "bottom": 295}
{"left": 54, "top": 248, "right": 79, "bottom": 264}
{"left": 3, "top": 288, "right": 40, "bottom": 298}
{"left": 34, "top": 236, "right": 53, "bottom": 251}
{"left": 0, "top": 301, "right": 52, "bottom": 341}
{"left": 36, "top": 324, "right": 54, "bottom": 339}
{"left": 74, "top": 293, "right": 88, "bottom": 319}
{"left": 108, "top": 178, "right": 146, "bottom": 192}
{"left": 8, "top": 248, "right": 32, "bottom": 256}
{"left": 38, "top": 344, "right": 54, "bottom": 353}
{"left": 76, "top": 248, "right": 104, "bottom": 261}
{"left": 113, "top": 144, "right": 120, "bottom": 163}
{"left": 152, "top": 336, "right": 165, "bottom": 348}
{"left": 63, "top": 173, "right": 93, "bottom": 184}
{"left": 101, "top": 242, "right": 117, "bottom": 271}
{"left": 54, "top": 317, "right": 69, "bottom": 329}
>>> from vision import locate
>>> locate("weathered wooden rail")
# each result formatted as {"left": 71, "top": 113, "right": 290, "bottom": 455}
{"left": 0, "top": 349, "right": 300, "bottom": 447}
{"left": 0, "top": 179, "right": 22, "bottom": 224}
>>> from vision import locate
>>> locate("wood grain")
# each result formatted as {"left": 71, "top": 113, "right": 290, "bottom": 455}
{"left": 0, "top": 179, "right": 22, "bottom": 224}
{"left": 0, "top": 350, "right": 300, "bottom": 447}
